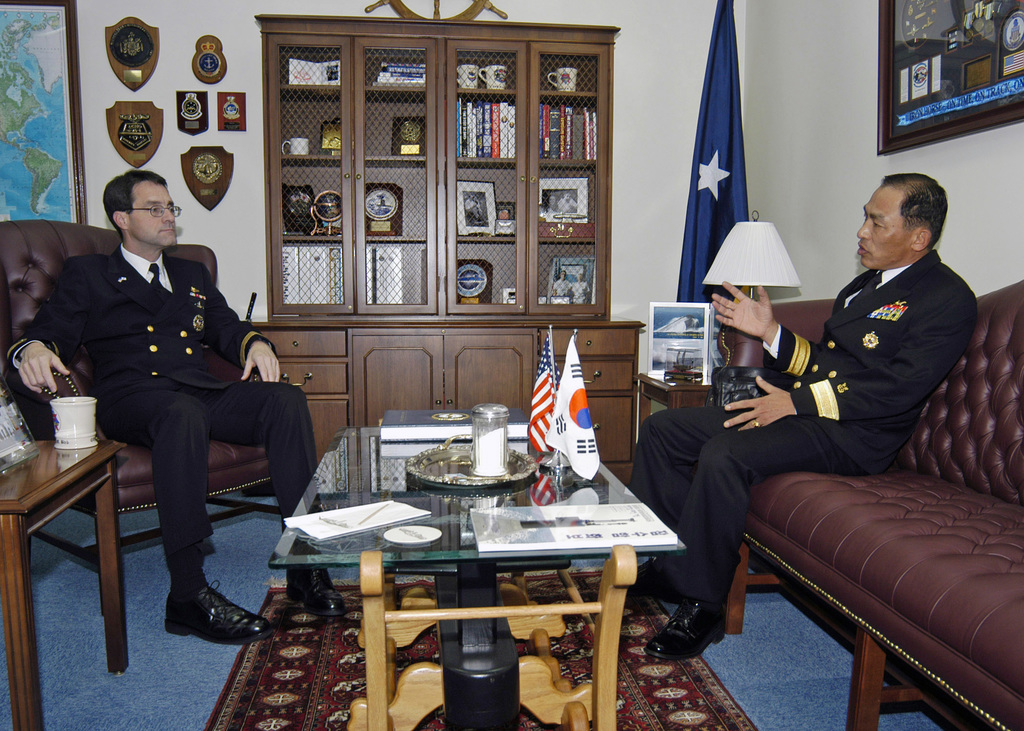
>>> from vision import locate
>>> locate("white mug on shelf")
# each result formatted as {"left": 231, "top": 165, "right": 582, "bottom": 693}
{"left": 547, "top": 67, "right": 578, "bottom": 92}
{"left": 478, "top": 64, "right": 507, "bottom": 89}
{"left": 456, "top": 64, "right": 479, "bottom": 88}
{"left": 50, "top": 396, "right": 98, "bottom": 450}
{"left": 281, "top": 137, "right": 310, "bottom": 155}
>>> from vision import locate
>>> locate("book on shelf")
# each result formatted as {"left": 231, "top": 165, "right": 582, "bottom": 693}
{"left": 380, "top": 408, "right": 529, "bottom": 442}
{"left": 548, "top": 105, "right": 560, "bottom": 159}
{"left": 470, "top": 503, "right": 678, "bottom": 553}
{"left": 482, "top": 101, "right": 492, "bottom": 158}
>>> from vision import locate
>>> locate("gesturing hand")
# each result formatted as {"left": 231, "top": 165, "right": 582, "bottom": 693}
{"left": 711, "top": 282, "right": 779, "bottom": 343}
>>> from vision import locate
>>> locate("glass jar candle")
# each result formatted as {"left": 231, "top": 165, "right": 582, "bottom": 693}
{"left": 471, "top": 403, "right": 508, "bottom": 476}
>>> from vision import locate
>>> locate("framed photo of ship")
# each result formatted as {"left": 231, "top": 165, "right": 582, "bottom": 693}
{"left": 647, "top": 302, "right": 711, "bottom": 383}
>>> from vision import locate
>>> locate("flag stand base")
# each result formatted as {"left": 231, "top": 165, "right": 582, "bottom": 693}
{"left": 538, "top": 450, "right": 575, "bottom": 487}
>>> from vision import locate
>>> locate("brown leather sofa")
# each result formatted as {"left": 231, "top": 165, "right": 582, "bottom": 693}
{"left": 723, "top": 280, "right": 1024, "bottom": 730}
{"left": 0, "top": 219, "right": 273, "bottom": 557}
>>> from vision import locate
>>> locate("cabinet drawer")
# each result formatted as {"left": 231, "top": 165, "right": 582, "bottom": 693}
{"left": 587, "top": 396, "right": 633, "bottom": 463}
{"left": 263, "top": 329, "right": 347, "bottom": 357}
{"left": 567, "top": 360, "right": 634, "bottom": 392}
{"left": 553, "top": 328, "right": 634, "bottom": 356}
{"left": 279, "top": 363, "right": 348, "bottom": 394}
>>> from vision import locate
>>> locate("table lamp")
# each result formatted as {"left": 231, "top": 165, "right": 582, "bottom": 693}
{"left": 702, "top": 219, "right": 801, "bottom": 364}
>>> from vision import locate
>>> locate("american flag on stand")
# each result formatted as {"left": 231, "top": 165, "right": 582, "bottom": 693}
{"left": 529, "top": 335, "right": 560, "bottom": 452}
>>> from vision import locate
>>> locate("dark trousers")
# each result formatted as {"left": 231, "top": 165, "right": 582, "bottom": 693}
{"left": 629, "top": 406, "right": 865, "bottom": 605}
{"left": 98, "top": 381, "right": 317, "bottom": 557}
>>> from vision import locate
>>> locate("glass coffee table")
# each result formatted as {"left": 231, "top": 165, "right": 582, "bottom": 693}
{"left": 270, "top": 427, "right": 684, "bottom": 730}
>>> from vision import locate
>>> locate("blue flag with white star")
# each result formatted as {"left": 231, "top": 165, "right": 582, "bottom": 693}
{"left": 677, "top": 0, "right": 748, "bottom": 302}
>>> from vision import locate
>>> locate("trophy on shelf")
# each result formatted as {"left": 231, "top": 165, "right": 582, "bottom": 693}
{"left": 311, "top": 190, "right": 343, "bottom": 236}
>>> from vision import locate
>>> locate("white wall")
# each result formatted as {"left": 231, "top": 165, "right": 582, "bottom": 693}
{"left": 744, "top": 2, "right": 1024, "bottom": 303}
{"left": 74, "top": 0, "right": 723, "bottom": 331}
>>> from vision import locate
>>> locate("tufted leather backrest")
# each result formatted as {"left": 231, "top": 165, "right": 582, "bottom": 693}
{"left": 896, "top": 279, "right": 1024, "bottom": 506}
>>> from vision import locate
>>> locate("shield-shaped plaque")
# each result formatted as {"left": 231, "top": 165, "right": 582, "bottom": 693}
{"left": 181, "top": 147, "right": 233, "bottom": 211}
{"left": 106, "top": 101, "right": 164, "bottom": 168}
{"left": 176, "top": 91, "right": 208, "bottom": 135}
{"left": 105, "top": 17, "right": 159, "bottom": 91}
{"left": 192, "top": 35, "right": 227, "bottom": 84}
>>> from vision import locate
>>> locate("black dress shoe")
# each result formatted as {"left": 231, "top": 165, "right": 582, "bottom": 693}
{"left": 628, "top": 560, "right": 685, "bottom": 604}
{"left": 644, "top": 598, "right": 725, "bottom": 661}
{"left": 165, "top": 583, "right": 273, "bottom": 645}
{"left": 286, "top": 568, "right": 347, "bottom": 616}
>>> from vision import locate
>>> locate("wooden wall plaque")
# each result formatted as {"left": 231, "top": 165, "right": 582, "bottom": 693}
{"left": 181, "top": 146, "right": 233, "bottom": 210}
{"left": 106, "top": 17, "right": 159, "bottom": 91}
{"left": 106, "top": 101, "right": 163, "bottom": 168}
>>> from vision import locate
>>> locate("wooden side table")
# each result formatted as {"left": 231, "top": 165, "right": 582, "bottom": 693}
{"left": 0, "top": 440, "right": 126, "bottom": 731}
{"left": 637, "top": 373, "right": 710, "bottom": 423}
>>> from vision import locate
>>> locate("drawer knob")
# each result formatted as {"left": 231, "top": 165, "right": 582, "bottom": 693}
{"left": 586, "top": 339, "right": 593, "bottom": 346}
{"left": 593, "top": 423, "right": 601, "bottom": 431}
{"left": 292, "top": 341, "right": 299, "bottom": 348}
{"left": 583, "top": 370, "right": 602, "bottom": 384}
{"left": 435, "top": 399, "right": 442, "bottom": 406}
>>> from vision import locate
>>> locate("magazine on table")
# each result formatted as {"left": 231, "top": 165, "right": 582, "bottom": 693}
{"left": 470, "top": 503, "right": 677, "bottom": 552}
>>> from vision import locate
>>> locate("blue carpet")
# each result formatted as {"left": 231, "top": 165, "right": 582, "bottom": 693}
{"left": 0, "top": 509, "right": 949, "bottom": 730}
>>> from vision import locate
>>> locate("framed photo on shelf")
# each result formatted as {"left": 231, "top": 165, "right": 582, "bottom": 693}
{"left": 539, "top": 177, "right": 588, "bottom": 222}
{"left": 494, "top": 200, "right": 515, "bottom": 235}
{"left": 0, "top": 0, "right": 86, "bottom": 222}
{"left": 547, "top": 255, "right": 595, "bottom": 305}
{"left": 501, "top": 287, "right": 517, "bottom": 304}
{"left": 879, "top": 0, "right": 1024, "bottom": 153}
{"left": 456, "top": 180, "right": 496, "bottom": 235}
{"left": 647, "top": 302, "right": 711, "bottom": 384}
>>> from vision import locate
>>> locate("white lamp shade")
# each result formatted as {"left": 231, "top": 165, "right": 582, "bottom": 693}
{"left": 702, "top": 221, "right": 801, "bottom": 287}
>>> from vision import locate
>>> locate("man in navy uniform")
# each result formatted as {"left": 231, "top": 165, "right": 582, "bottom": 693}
{"left": 11, "top": 170, "right": 346, "bottom": 645}
{"left": 629, "top": 173, "right": 977, "bottom": 660}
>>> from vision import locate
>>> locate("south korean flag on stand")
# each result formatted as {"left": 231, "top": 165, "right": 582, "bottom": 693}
{"left": 545, "top": 334, "right": 600, "bottom": 480}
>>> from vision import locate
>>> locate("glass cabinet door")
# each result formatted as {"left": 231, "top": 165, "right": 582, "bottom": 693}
{"left": 531, "top": 47, "right": 606, "bottom": 315}
{"left": 271, "top": 40, "right": 353, "bottom": 314}
{"left": 356, "top": 39, "right": 437, "bottom": 314}
{"left": 447, "top": 43, "right": 525, "bottom": 314}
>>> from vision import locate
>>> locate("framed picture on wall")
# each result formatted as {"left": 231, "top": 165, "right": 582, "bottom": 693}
{"left": 879, "top": 0, "right": 1024, "bottom": 153}
{"left": 0, "top": 1, "right": 86, "bottom": 222}
{"left": 647, "top": 302, "right": 711, "bottom": 383}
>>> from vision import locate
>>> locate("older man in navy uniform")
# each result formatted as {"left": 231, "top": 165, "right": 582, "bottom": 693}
{"left": 629, "top": 173, "right": 977, "bottom": 660}
{"left": 10, "top": 170, "right": 345, "bottom": 645}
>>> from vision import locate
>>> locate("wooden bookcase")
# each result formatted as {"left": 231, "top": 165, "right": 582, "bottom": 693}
{"left": 257, "top": 16, "right": 641, "bottom": 480}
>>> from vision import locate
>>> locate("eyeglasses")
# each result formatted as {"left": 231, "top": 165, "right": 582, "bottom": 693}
{"left": 128, "top": 205, "right": 182, "bottom": 218}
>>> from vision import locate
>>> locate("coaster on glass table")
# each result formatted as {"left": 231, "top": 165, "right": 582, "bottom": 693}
{"left": 384, "top": 525, "right": 441, "bottom": 545}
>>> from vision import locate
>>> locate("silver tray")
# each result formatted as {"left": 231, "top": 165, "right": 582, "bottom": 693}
{"left": 406, "top": 442, "right": 537, "bottom": 492}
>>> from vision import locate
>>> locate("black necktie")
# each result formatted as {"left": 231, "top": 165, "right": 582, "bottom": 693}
{"left": 149, "top": 263, "right": 169, "bottom": 300}
{"left": 852, "top": 270, "right": 881, "bottom": 304}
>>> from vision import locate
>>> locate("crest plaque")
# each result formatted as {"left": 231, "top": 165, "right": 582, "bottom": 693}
{"left": 176, "top": 91, "right": 209, "bottom": 135}
{"left": 106, "top": 101, "right": 163, "bottom": 168}
{"left": 181, "top": 146, "right": 233, "bottom": 211}
{"left": 192, "top": 35, "right": 227, "bottom": 84}
{"left": 105, "top": 17, "right": 159, "bottom": 91}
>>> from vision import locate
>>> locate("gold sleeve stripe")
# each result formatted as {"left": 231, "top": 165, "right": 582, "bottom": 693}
{"left": 786, "top": 335, "right": 811, "bottom": 376}
{"left": 810, "top": 380, "right": 840, "bottom": 420}
{"left": 239, "top": 331, "right": 261, "bottom": 364}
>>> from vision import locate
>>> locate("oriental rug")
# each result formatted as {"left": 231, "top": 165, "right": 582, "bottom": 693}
{"left": 205, "top": 571, "right": 757, "bottom": 731}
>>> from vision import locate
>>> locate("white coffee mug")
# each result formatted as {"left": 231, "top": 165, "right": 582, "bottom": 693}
{"left": 281, "top": 137, "right": 310, "bottom": 155}
{"left": 51, "top": 396, "right": 98, "bottom": 450}
{"left": 478, "top": 64, "right": 507, "bottom": 89}
{"left": 456, "top": 64, "right": 479, "bottom": 89}
{"left": 547, "top": 67, "right": 578, "bottom": 92}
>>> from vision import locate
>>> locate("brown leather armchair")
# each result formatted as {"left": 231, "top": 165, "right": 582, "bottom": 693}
{"left": 0, "top": 219, "right": 274, "bottom": 560}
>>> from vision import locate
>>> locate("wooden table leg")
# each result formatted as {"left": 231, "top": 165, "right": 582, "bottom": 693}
{"left": 0, "top": 514, "right": 44, "bottom": 731}
{"left": 94, "top": 461, "right": 127, "bottom": 673}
